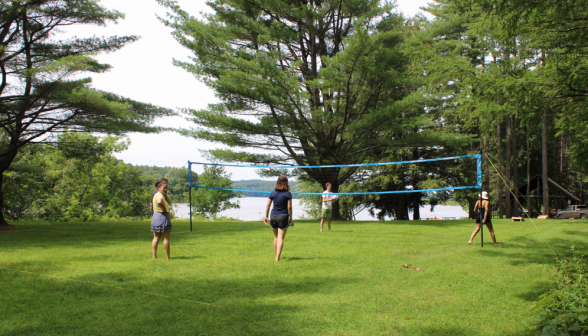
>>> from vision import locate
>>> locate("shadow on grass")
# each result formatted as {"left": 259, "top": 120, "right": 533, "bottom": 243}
{"left": 2, "top": 221, "right": 267, "bottom": 250}
{"left": 1, "top": 261, "right": 357, "bottom": 335}
{"left": 282, "top": 257, "right": 318, "bottom": 261}
{"left": 478, "top": 235, "right": 588, "bottom": 266}
{"left": 170, "top": 256, "right": 206, "bottom": 260}
{"left": 516, "top": 281, "right": 552, "bottom": 302}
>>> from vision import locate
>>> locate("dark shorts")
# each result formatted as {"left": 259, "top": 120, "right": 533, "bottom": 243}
{"left": 476, "top": 214, "right": 492, "bottom": 225}
{"left": 151, "top": 212, "right": 172, "bottom": 232}
{"left": 270, "top": 215, "right": 290, "bottom": 230}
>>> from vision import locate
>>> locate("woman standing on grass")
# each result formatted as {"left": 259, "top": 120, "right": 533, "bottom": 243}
{"left": 264, "top": 176, "right": 294, "bottom": 261}
{"left": 468, "top": 191, "right": 501, "bottom": 246}
{"left": 152, "top": 178, "right": 172, "bottom": 259}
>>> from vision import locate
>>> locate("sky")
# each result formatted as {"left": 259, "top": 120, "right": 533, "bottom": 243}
{"left": 67, "top": 0, "right": 434, "bottom": 170}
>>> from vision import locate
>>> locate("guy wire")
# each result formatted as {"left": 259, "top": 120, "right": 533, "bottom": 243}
{"left": 485, "top": 153, "right": 558, "bottom": 259}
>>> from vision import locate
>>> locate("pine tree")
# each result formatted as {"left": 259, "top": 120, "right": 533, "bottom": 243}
{"left": 0, "top": 0, "right": 173, "bottom": 225}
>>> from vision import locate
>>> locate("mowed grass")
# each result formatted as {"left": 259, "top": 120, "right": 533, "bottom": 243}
{"left": 1, "top": 218, "right": 587, "bottom": 335}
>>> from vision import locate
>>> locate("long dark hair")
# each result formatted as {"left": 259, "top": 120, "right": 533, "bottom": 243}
{"left": 155, "top": 178, "right": 169, "bottom": 188}
{"left": 274, "top": 175, "right": 290, "bottom": 191}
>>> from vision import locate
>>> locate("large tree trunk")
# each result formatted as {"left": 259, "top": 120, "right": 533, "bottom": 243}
{"left": 505, "top": 117, "right": 512, "bottom": 218}
{"left": 0, "top": 150, "right": 19, "bottom": 226}
{"left": 412, "top": 194, "right": 421, "bottom": 220}
{"left": 512, "top": 116, "right": 519, "bottom": 216}
{"left": 483, "top": 135, "right": 490, "bottom": 191}
{"left": 329, "top": 180, "right": 344, "bottom": 221}
{"left": 542, "top": 110, "right": 550, "bottom": 215}
{"left": 468, "top": 200, "right": 476, "bottom": 219}
{"left": 497, "top": 122, "right": 504, "bottom": 218}
{"left": 526, "top": 121, "right": 531, "bottom": 216}
{"left": 393, "top": 194, "right": 409, "bottom": 220}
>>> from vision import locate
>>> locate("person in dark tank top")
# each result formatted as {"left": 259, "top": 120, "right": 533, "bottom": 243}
{"left": 264, "top": 175, "right": 294, "bottom": 261}
{"left": 468, "top": 191, "right": 501, "bottom": 246}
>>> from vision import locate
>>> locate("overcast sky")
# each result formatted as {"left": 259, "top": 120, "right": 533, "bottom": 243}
{"left": 68, "top": 0, "right": 434, "bottom": 169}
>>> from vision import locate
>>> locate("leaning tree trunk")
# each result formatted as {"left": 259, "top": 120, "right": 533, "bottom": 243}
{"left": 542, "top": 110, "right": 550, "bottom": 215}
{"left": 497, "top": 122, "right": 504, "bottom": 218}
{"left": 505, "top": 117, "right": 512, "bottom": 218}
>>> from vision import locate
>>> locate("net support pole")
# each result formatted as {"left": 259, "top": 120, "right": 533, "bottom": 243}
{"left": 188, "top": 162, "right": 193, "bottom": 232}
{"left": 477, "top": 154, "right": 483, "bottom": 248}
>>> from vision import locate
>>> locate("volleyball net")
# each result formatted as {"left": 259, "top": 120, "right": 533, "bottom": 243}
{"left": 187, "top": 154, "right": 482, "bottom": 196}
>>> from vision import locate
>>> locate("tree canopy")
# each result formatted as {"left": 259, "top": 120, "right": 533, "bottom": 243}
{"left": 0, "top": 0, "right": 174, "bottom": 225}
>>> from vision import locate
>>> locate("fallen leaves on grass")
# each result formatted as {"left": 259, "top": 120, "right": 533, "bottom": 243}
{"left": 401, "top": 264, "right": 425, "bottom": 271}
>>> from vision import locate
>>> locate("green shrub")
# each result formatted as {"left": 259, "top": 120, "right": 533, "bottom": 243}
{"left": 532, "top": 248, "right": 588, "bottom": 335}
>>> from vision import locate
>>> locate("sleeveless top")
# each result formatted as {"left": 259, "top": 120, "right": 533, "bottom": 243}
{"left": 476, "top": 200, "right": 491, "bottom": 223}
{"left": 152, "top": 192, "right": 170, "bottom": 213}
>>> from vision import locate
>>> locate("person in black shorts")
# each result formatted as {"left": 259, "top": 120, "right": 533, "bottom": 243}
{"left": 264, "top": 176, "right": 294, "bottom": 261}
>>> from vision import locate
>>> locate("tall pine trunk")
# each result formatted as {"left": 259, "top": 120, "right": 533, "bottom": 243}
{"left": 330, "top": 181, "right": 344, "bottom": 221}
{"left": 413, "top": 194, "right": 421, "bottom": 220}
{"left": 483, "top": 135, "right": 490, "bottom": 191}
{"left": 542, "top": 110, "right": 549, "bottom": 215}
{"left": 497, "top": 122, "right": 503, "bottom": 218}
{"left": 512, "top": 116, "right": 519, "bottom": 216}
{"left": 505, "top": 117, "right": 512, "bottom": 218}
{"left": 526, "top": 121, "right": 531, "bottom": 216}
{"left": 0, "top": 150, "right": 19, "bottom": 226}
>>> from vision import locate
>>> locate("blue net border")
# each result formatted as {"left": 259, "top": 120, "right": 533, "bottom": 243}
{"left": 188, "top": 154, "right": 482, "bottom": 195}
{"left": 188, "top": 154, "right": 479, "bottom": 169}
{"left": 193, "top": 185, "right": 478, "bottom": 196}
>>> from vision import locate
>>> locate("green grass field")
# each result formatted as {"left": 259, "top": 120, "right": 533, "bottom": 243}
{"left": 1, "top": 218, "right": 587, "bottom": 335}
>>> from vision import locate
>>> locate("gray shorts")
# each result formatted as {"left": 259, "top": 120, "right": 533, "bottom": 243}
{"left": 151, "top": 212, "right": 172, "bottom": 232}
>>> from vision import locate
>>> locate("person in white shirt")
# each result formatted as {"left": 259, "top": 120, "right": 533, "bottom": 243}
{"left": 320, "top": 183, "right": 337, "bottom": 231}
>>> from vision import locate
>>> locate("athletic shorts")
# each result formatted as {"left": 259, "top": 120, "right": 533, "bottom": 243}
{"left": 322, "top": 209, "right": 333, "bottom": 218}
{"left": 270, "top": 215, "right": 290, "bottom": 230}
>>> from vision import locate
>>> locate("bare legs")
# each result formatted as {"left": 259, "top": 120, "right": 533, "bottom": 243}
{"left": 152, "top": 231, "right": 171, "bottom": 259}
{"left": 272, "top": 228, "right": 287, "bottom": 261}
{"left": 486, "top": 223, "right": 501, "bottom": 246}
{"left": 468, "top": 223, "right": 501, "bottom": 246}
{"left": 319, "top": 217, "right": 331, "bottom": 231}
{"left": 468, "top": 224, "right": 481, "bottom": 245}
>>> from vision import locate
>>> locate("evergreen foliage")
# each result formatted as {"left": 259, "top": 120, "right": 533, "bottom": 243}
{"left": 0, "top": 0, "right": 173, "bottom": 225}
{"left": 157, "top": 0, "right": 465, "bottom": 219}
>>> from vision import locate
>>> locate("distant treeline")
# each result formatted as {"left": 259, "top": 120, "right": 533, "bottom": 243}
{"left": 134, "top": 166, "right": 302, "bottom": 201}
{"left": 232, "top": 180, "right": 300, "bottom": 198}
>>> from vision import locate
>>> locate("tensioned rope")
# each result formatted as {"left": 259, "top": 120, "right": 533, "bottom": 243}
{"left": 485, "top": 153, "right": 558, "bottom": 259}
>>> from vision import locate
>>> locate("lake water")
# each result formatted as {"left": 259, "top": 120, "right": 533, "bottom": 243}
{"left": 173, "top": 197, "right": 468, "bottom": 221}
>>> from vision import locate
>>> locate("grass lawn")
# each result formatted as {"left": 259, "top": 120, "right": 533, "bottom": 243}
{"left": 1, "top": 218, "right": 587, "bottom": 335}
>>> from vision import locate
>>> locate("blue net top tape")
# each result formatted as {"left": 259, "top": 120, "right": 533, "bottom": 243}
{"left": 188, "top": 154, "right": 480, "bottom": 169}
{"left": 194, "top": 185, "right": 477, "bottom": 195}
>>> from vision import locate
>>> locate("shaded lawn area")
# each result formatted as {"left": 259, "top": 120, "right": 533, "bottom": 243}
{"left": 1, "top": 218, "right": 587, "bottom": 335}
